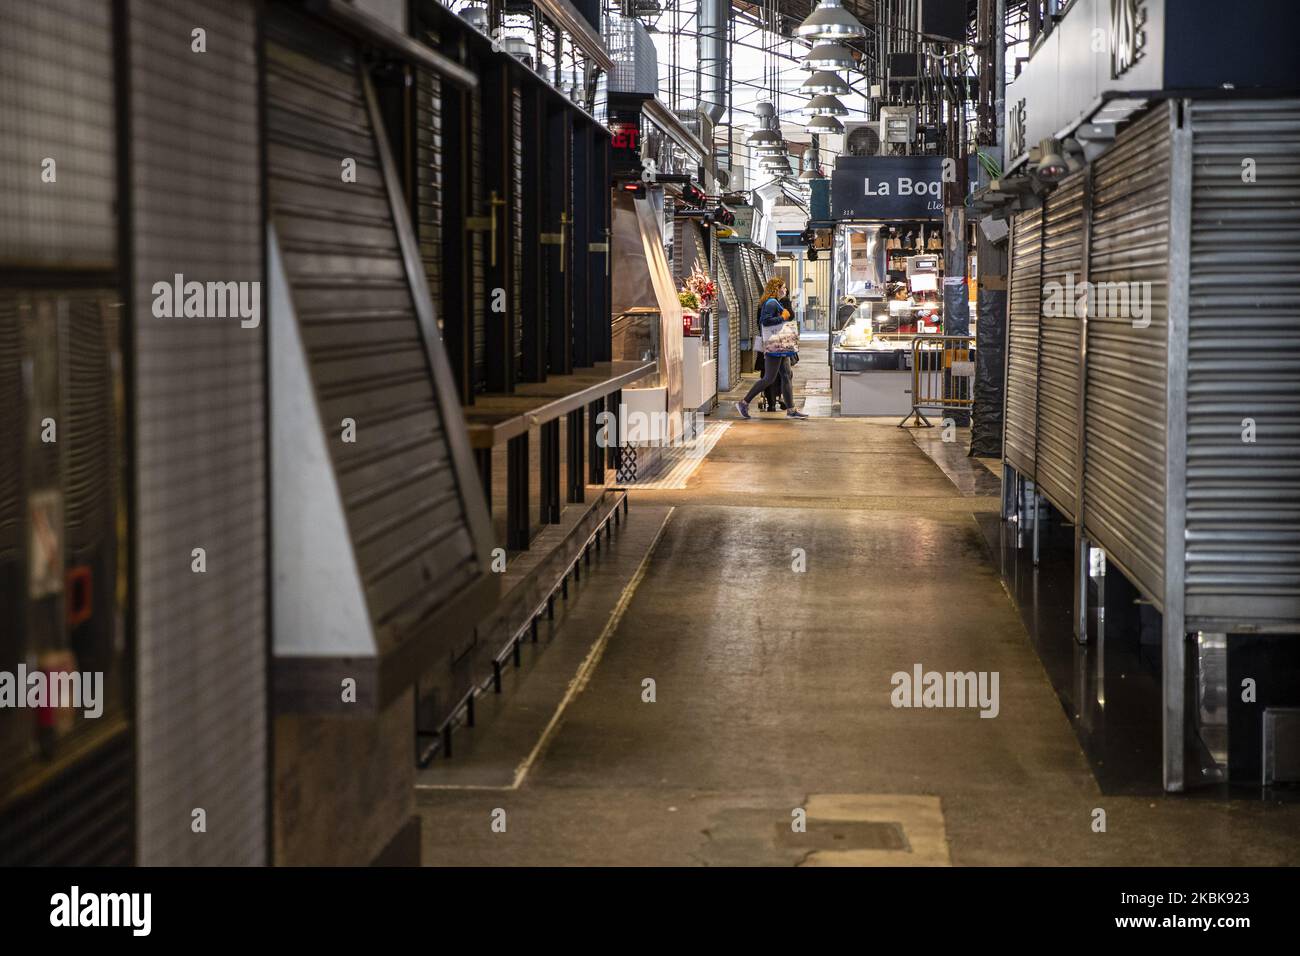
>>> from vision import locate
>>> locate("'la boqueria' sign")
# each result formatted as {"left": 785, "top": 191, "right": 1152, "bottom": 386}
{"left": 830, "top": 156, "right": 975, "bottom": 220}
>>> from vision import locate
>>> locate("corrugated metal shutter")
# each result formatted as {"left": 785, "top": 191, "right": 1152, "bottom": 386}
{"left": 414, "top": 64, "right": 443, "bottom": 328}
{"left": 512, "top": 83, "right": 524, "bottom": 371}
{"left": 1184, "top": 98, "right": 1300, "bottom": 625}
{"left": 130, "top": 0, "right": 266, "bottom": 865}
{"left": 0, "top": 0, "right": 115, "bottom": 269}
{"left": 717, "top": 243, "right": 740, "bottom": 388}
{"left": 705, "top": 230, "right": 718, "bottom": 364}
{"left": 1083, "top": 104, "right": 1172, "bottom": 604}
{"left": 469, "top": 85, "right": 486, "bottom": 392}
{"left": 266, "top": 9, "right": 480, "bottom": 651}
{"left": 0, "top": 724, "right": 132, "bottom": 865}
{"left": 0, "top": 295, "right": 25, "bottom": 778}
{"left": 1004, "top": 208, "right": 1042, "bottom": 476}
{"left": 1034, "top": 170, "right": 1086, "bottom": 519}
{"left": 63, "top": 297, "right": 118, "bottom": 565}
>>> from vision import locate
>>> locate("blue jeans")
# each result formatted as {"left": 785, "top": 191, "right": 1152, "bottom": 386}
{"left": 744, "top": 354, "right": 793, "bottom": 408}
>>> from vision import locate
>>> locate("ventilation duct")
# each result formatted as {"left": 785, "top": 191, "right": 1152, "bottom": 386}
{"left": 698, "top": 0, "right": 727, "bottom": 122}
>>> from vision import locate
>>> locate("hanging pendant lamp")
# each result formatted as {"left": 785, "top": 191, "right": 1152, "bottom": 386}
{"left": 801, "top": 94, "right": 849, "bottom": 117}
{"left": 805, "top": 114, "right": 845, "bottom": 134}
{"left": 796, "top": 0, "right": 867, "bottom": 40}
{"left": 801, "top": 43, "right": 856, "bottom": 72}
{"left": 801, "top": 70, "right": 853, "bottom": 95}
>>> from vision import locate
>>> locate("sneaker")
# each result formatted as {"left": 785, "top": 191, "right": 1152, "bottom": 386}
{"left": 786, "top": 409, "right": 809, "bottom": 419}
{"left": 736, "top": 400, "right": 752, "bottom": 420}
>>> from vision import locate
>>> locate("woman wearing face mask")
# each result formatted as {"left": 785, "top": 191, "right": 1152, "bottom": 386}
{"left": 737, "top": 278, "right": 808, "bottom": 420}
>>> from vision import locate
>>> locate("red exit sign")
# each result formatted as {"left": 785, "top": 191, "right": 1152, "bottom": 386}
{"left": 610, "top": 123, "right": 640, "bottom": 151}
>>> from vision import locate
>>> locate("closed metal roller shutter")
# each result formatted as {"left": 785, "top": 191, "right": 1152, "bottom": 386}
{"left": 512, "top": 84, "right": 524, "bottom": 371}
{"left": 0, "top": 724, "right": 132, "bottom": 865}
{"left": 414, "top": 64, "right": 444, "bottom": 326}
{"left": 470, "top": 86, "right": 486, "bottom": 392}
{"left": 0, "top": 0, "right": 115, "bottom": 269}
{"left": 63, "top": 298, "right": 117, "bottom": 564}
{"left": 1004, "top": 208, "right": 1042, "bottom": 476}
{"left": 0, "top": 296, "right": 24, "bottom": 778}
{"left": 129, "top": 0, "right": 266, "bottom": 865}
{"left": 1083, "top": 104, "right": 1172, "bottom": 604}
{"left": 706, "top": 230, "right": 719, "bottom": 364}
{"left": 266, "top": 10, "right": 480, "bottom": 650}
{"left": 1034, "top": 170, "right": 1086, "bottom": 519}
{"left": 717, "top": 243, "right": 740, "bottom": 387}
{"left": 1184, "top": 98, "right": 1300, "bottom": 625}
{"left": 0, "top": 297, "right": 20, "bottom": 568}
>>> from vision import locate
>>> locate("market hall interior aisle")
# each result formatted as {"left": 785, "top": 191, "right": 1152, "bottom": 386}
{"left": 415, "top": 415, "right": 1300, "bottom": 866}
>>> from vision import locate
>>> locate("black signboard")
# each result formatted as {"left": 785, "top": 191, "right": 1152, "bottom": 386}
{"left": 830, "top": 156, "right": 976, "bottom": 220}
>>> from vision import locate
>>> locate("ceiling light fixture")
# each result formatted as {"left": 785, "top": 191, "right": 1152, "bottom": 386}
{"left": 796, "top": 0, "right": 867, "bottom": 40}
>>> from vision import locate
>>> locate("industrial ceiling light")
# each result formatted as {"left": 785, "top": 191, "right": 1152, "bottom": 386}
{"left": 801, "top": 94, "right": 849, "bottom": 117}
{"left": 751, "top": 141, "right": 788, "bottom": 157}
{"left": 747, "top": 128, "right": 784, "bottom": 149}
{"left": 805, "top": 114, "right": 845, "bottom": 134}
{"left": 458, "top": 4, "right": 489, "bottom": 32}
{"left": 801, "top": 43, "right": 856, "bottom": 72}
{"left": 796, "top": 0, "right": 867, "bottom": 40}
{"left": 801, "top": 70, "right": 853, "bottom": 95}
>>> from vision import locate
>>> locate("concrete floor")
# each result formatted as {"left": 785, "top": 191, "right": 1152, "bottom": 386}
{"left": 417, "top": 354, "right": 1300, "bottom": 866}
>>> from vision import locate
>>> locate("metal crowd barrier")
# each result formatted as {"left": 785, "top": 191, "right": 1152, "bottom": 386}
{"left": 898, "top": 334, "right": 977, "bottom": 427}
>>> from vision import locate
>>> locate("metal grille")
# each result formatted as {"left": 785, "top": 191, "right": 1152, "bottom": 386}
{"left": 1004, "top": 208, "right": 1042, "bottom": 477}
{"left": 414, "top": 63, "right": 444, "bottom": 326}
{"left": 1035, "top": 170, "right": 1086, "bottom": 519}
{"left": 130, "top": 0, "right": 266, "bottom": 865}
{"left": 266, "top": 10, "right": 480, "bottom": 653}
{"left": 604, "top": 14, "right": 657, "bottom": 97}
{"left": 0, "top": 0, "right": 115, "bottom": 268}
{"left": 1184, "top": 98, "right": 1300, "bottom": 625}
{"left": 1083, "top": 104, "right": 1172, "bottom": 604}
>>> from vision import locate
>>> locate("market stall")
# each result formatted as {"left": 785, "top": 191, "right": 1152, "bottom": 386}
{"left": 828, "top": 156, "right": 968, "bottom": 415}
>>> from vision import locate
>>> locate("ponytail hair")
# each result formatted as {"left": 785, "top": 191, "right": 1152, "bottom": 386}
{"left": 762, "top": 277, "right": 786, "bottom": 300}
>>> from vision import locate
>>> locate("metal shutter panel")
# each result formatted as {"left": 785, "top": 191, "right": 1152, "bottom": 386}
{"left": 1004, "top": 208, "right": 1041, "bottom": 476}
{"left": 0, "top": 296, "right": 24, "bottom": 779}
{"left": 415, "top": 65, "right": 444, "bottom": 327}
{"left": 706, "top": 229, "right": 719, "bottom": 364}
{"left": 1184, "top": 98, "right": 1300, "bottom": 625}
{"left": 0, "top": 0, "right": 115, "bottom": 268}
{"left": 1083, "top": 104, "right": 1172, "bottom": 604}
{"left": 1034, "top": 170, "right": 1086, "bottom": 519}
{"left": 470, "top": 85, "right": 486, "bottom": 391}
{"left": 265, "top": 10, "right": 480, "bottom": 650}
{"left": 129, "top": 0, "right": 266, "bottom": 865}
{"left": 512, "top": 84, "right": 524, "bottom": 371}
